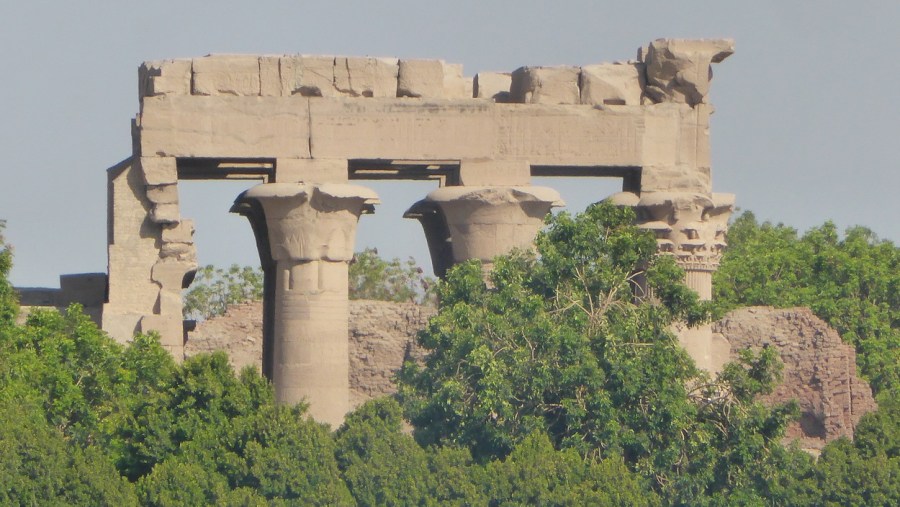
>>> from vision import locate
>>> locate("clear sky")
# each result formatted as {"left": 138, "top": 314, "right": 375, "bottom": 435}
{"left": 2, "top": 1, "right": 899, "bottom": 287}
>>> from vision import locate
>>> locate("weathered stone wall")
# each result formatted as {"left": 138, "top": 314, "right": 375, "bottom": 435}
{"left": 714, "top": 306, "right": 878, "bottom": 452}
{"left": 185, "top": 300, "right": 435, "bottom": 406}
{"left": 189, "top": 301, "right": 878, "bottom": 448}
{"left": 16, "top": 273, "right": 107, "bottom": 326}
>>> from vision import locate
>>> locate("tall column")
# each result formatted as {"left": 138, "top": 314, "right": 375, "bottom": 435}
{"left": 405, "top": 186, "right": 563, "bottom": 276}
{"left": 234, "top": 183, "right": 378, "bottom": 427}
{"left": 613, "top": 191, "right": 734, "bottom": 371}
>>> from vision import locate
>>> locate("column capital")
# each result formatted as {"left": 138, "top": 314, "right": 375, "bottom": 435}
{"left": 407, "top": 185, "right": 563, "bottom": 274}
{"left": 615, "top": 191, "right": 734, "bottom": 272}
{"left": 239, "top": 183, "right": 379, "bottom": 263}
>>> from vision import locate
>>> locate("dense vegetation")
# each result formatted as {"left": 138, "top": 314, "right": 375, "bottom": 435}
{"left": 714, "top": 211, "right": 900, "bottom": 395}
{"left": 1, "top": 209, "right": 898, "bottom": 505}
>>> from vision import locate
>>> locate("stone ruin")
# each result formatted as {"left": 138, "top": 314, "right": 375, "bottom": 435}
{"left": 715, "top": 307, "right": 877, "bottom": 454}
{"left": 24, "top": 39, "right": 746, "bottom": 426}
{"left": 187, "top": 301, "right": 877, "bottom": 450}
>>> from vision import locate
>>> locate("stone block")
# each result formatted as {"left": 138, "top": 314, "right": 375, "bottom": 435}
{"left": 160, "top": 241, "right": 195, "bottom": 261}
{"left": 397, "top": 59, "right": 469, "bottom": 98}
{"left": 192, "top": 55, "right": 261, "bottom": 96}
{"left": 139, "top": 314, "right": 185, "bottom": 355}
{"left": 146, "top": 184, "right": 179, "bottom": 205}
{"left": 275, "top": 158, "right": 348, "bottom": 184}
{"left": 580, "top": 62, "right": 645, "bottom": 106}
{"left": 643, "top": 38, "right": 734, "bottom": 106}
{"left": 458, "top": 159, "right": 530, "bottom": 186}
{"left": 101, "top": 311, "right": 142, "bottom": 343}
{"left": 139, "top": 59, "right": 191, "bottom": 98}
{"left": 150, "top": 203, "right": 179, "bottom": 224}
{"left": 140, "top": 157, "right": 178, "bottom": 186}
{"left": 161, "top": 220, "right": 194, "bottom": 244}
{"left": 397, "top": 59, "right": 443, "bottom": 98}
{"left": 58, "top": 273, "right": 107, "bottom": 307}
{"left": 259, "top": 56, "right": 283, "bottom": 96}
{"left": 474, "top": 72, "right": 512, "bottom": 101}
{"left": 492, "top": 104, "right": 643, "bottom": 166}
{"left": 280, "top": 56, "right": 337, "bottom": 97}
{"left": 441, "top": 63, "right": 472, "bottom": 99}
{"left": 139, "top": 96, "right": 311, "bottom": 158}
{"left": 334, "top": 57, "right": 399, "bottom": 98}
{"left": 509, "top": 66, "right": 580, "bottom": 104}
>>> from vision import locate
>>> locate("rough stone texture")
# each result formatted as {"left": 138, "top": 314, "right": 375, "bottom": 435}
{"left": 642, "top": 38, "right": 734, "bottom": 106}
{"left": 509, "top": 66, "right": 581, "bottom": 104}
{"left": 714, "top": 307, "right": 878, "bottom": 452}
{"left": 580, "top": 62, "right": 645, "bottom": 106}
{"left": 192, "top": 55, "right": 261, "bottom": 96}
{"left": 474, "top": 72, "right": 512, "bottom": 102}
{"left": 397, "top": 59, "right": 470, "bottom": 99}
{"left": 185, "top": 300, "right": 436, "bottom": 406}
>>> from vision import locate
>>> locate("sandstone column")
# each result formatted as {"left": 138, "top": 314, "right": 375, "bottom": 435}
{"left": 234, "top": 183, "right": 378, "bottom": 427}
{"left": 613, "top": 191, "right": 734, "bottom": 371}
{"left": 405, "top": 186, "right": 563, "bottom": 276}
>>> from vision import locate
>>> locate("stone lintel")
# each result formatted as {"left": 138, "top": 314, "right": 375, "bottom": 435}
{"left": 275, "top": 158, "right": 348, "bottom": 184}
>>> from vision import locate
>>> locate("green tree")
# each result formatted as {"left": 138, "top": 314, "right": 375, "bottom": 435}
{"left": 398, "top": 202, "right": 801, "bottom": 503}
{"left": 183, "top": 264, "right": 264, "bottom": 320}
{"left": 714, "top": 211, "right": 900, "bottom": 394}
{"left": 481, "top": 431, "right": 658, "bottom": 506}
{"left": 184, "top": 251, "right": 436, "bottom": 320}
{"left": 349, "top": 247, "right": 436, "bottom": 304}
{"left": 0, "top": 220, "right": 17, "bottom": 331}
{"left": 335, "top": 397, "right": 485, "bottom": 506}
{"left": 0, "top": 397, "right": 137, "bottom": 506}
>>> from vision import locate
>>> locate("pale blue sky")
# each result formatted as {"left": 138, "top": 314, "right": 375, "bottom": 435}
{"left": 2, "top": 1, "right": 899, "bottom": 286}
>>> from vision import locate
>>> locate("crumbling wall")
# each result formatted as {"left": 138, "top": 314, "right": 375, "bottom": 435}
{"left": 714, "top": 306, "right": 878, "bottom": 452}
{"left": 185, "top": 300, "right": 435, "bottom": 406}
{"left": 189, "top": 301, "right": 879, "bottom": 449}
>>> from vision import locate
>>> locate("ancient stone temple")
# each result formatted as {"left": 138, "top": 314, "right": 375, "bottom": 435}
{"left": 94, "top": 38, "right": 736, "bottom": 425}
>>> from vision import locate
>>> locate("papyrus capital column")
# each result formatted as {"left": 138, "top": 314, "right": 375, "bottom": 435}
{"left": 614, "top": 191, "right": 733, "bottom": 300}
{"left": 406, "top": 186, "right": 563, "bottom": 276}
{"left": 234, "top": 183, "right": 378, "bottom": 427}
{"left": 612, "top": 190, "right": 734, "bottom": 372}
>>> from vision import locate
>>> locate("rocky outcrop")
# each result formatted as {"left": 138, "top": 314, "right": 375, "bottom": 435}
{"left": 185, "top": 300, "right": 435, "bottom": 406}
{"left": 714, "top": 306, "right": 878, "bottom": 452}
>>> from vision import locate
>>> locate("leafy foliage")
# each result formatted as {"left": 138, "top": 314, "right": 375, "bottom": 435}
{"left": 1, "top": 210, "right": 899, "bottom": 504}
{"left": 349, "top": 247, "right": 437, "bottom": 304}
{"left": 398, "top": 202, "right": 805, "bottom": 503}
{"left": 714, "top": 211, "right": 900, "bottom": 394}
{"left": 184, "top": 250, "right": 436, "bottom": 320}
{"left": 183, "top": 264, "right": 264, "bottom": 320}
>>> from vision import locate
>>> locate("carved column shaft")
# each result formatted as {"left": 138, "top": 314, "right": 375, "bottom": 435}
{"left": 234, "top": 183, "right": 378, "bottom": 427}
{"left": 613, "top": 190, "right": 734, "bottom": 372}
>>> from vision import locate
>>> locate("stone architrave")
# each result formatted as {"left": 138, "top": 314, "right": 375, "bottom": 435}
{"left": 406, "top": 186, "right": 563, "bottom": 275}
{"left": 234, "top": 183, "right": 378, "bottom": 427}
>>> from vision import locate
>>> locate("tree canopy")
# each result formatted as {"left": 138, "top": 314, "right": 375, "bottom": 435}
{"left": 0, "top": 209, "right": 898, "bottom": 505}
{"left": 713, "top": 211, "right": 900, "bottom": 394}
